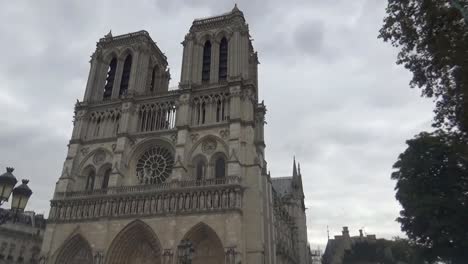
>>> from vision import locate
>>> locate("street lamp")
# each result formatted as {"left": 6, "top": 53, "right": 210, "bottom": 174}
{"left": 0, "top": 167, "right": 33, "bottom": 224}
{"left": 11, "top": 179, "right": 33, "bottom": 211}
{"left": 177, "top": 240, "right": 195, "bottom": 264}
{"left": 0, "top": 167, "right": 17, "bottom": 204}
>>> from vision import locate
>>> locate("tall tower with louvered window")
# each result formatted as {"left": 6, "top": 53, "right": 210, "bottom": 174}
{"left": 40, "top": 5, "right": 311, "bottom": 264}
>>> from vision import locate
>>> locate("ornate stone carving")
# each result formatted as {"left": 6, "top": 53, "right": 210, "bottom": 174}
{"left": 111, "top": 144, "right": 117, "bottom": 152}
{"left": 121, "top": 102, "right": 133, "bottom": 113}
{"left": 93, "top": 150, "right": 106, "bottom": 165}
{"left": 50, "top": 176, "right": 243, "bottom": 222}
{"left": 190, "top": 133, "right": 199, "bottom": 142}
{"left": 220, "top": 129, "right": 230, "bottom": 139}
{"left": 178, "top": 94, "right": 190, "bottom": 106}
{"left": 94, "top": 251, "right": 105, "bottom": 264}
{"left": 225, "top": 247, "right": 239, "bottom": 264}
{"left": 80, "top": 147, "right": 89, "bottom": 156}
{"left": 162, "top": 249, "right": 174, "bottom": 264}
{"left": 170, "top": 133, "right": 177, "bottom": 142}
{"left": 202, "top": 139, "right": 217, "bottom": 154}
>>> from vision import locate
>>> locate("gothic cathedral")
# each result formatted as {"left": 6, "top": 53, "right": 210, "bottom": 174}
{"left": 41, "top": 6, "right": 311, "bottom": 264}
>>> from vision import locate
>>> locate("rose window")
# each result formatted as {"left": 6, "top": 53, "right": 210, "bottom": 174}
{"left": 136, "top": 146, "right": 174, "bottom": 184}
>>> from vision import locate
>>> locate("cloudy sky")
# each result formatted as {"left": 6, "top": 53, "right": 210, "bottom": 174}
{"left": 0, "top": 0, "right": 434, "bottom": 249}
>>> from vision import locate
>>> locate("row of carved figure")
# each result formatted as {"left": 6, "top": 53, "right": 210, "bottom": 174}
{"left": 50, "top": 187, "right": 243, "bottom": 222}
{"left": 38, "top": 246, "right": 240, "bottom": 264}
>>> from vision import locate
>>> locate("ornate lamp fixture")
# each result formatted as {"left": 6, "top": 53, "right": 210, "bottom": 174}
{"left": 11, "top": 179, "right": 33, "bottom": 211}
{"left": 0, "top": 167, "right": 18, "bottom": 204}
{"left": 177, "top": 240, "right": 195, "bottom": 264}
{"left": 0, "top": 167, "right": 33, "bottom": 224}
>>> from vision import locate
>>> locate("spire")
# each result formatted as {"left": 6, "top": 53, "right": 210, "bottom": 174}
{"left": 293, "top": 156, "right": 298, "bottom": 177}
{"left": 298, "top": 162, "right": 301, "bottom": 176}
{"left": 232, "top": 3, "right": 240, "bottom": 12}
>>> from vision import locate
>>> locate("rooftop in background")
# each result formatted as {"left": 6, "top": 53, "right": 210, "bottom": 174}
{"left": 272, "top": 177, "right": 293, "bottom": 197}
{"left": 322, "top": 227, "right": 377, "bottom": 264}
{"left": 0, "top": 208, "right": 46, "bottom": 229}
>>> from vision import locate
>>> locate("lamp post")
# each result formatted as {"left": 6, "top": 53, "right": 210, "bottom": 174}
{"left": 177, "top": 240, "right": 194, "bottom": 264}
{"left": 0, "top": 167, "right": 33, "bottom": 224}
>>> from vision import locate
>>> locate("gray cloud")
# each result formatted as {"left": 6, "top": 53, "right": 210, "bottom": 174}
{"left": 294, "top": 21, "right": 325, "bottom": 56}
{"left": 0, "top": 0, "right": 434, "bottom": 250}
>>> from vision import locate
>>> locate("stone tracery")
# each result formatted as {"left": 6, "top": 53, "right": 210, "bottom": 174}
{"left": 136, "top": 146, "right": 174, "bottom": 184}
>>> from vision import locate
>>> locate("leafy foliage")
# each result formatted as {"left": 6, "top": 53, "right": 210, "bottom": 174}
{"left": 392, "top": 131, "right": 468, "bottom": 263}
{"left": 379, "top": 0, "right": 468, "bottom": 134}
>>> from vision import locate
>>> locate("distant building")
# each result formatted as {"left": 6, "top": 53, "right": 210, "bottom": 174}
{"left": 0, "top": 209, "right": 46, "bottom": 264}
{"left": 322, "top": 227, "right": 377, "bottom": 264}
{"left": 309, "top": 246, "right": 322, "bottom": 264}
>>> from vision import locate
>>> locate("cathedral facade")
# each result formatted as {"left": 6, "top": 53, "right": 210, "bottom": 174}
{"left": 40, "top": 6, "right": 311, "bottom": 264}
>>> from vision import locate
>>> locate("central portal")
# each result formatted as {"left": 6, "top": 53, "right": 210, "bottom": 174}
{"left": 106, "top": 220, "right": 162, "bottom": 264}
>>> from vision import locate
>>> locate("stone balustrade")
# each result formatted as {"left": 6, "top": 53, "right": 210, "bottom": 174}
{"left": 49, "top": 177, "right": 243, "bottom": 223}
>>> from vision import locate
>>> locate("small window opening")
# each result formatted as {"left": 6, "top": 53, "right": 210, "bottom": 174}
{"left": 86, "top": 171, "right": 95, "bottom": 191}
{"left": 103, "top": 58, "right": 117, "bottom": 100}
{"left": 150, "top": 67, "right": 157, "bottom": 92}
{"left": 201, "top": 102, "right": 206, "bottom": 124}
{"left": 196, "top": 161, "right": 205, "bottom": 181}
{"left": 219, "top": 37, "right": 228, "bottom": 81}
{"left": 102, "top": 168, "right": 111, "bottom": 189}
{"left": 215, "top": 157, "right": 226, "bottom": 179}
{"left": 202, "top": 41, "right": 211, "bottom": 82}
{"left": 119, "top": 55, "right": 132, "bottom": 96}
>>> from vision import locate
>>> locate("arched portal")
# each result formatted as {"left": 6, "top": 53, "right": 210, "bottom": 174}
{"left": 55, "top": 234, "right": 93, "bottom": 264}
{"left": 180, "top": 222, "right": 224, "bottom": 264}
{"left": 106, "top": 220, "right": 162, "bottom": 264}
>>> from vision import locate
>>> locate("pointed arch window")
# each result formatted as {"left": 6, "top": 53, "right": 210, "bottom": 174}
{"left": 196, "top": 160, "right": 206, "bottom": 181}
{"left": 103, "top": 58, "right": 117, "bottom": 100}
{"left": 149, "top": 66, "right": 158, "bottom": 92}
{"left": 119, "top": 55, "right": 132, "bottom": 96}
{"left": 202, "top": 41, "right": 212, "bottom": 82}
{"left": 219, "top": 37, "right": 228, "bottom": 81}
{"left": 102, "top": 168, "right": 111, "bottom": 189}
{"left": 85, "top": 171, "right": 95, "bottom": 191}
{"left": 201, "top": 102, "right": 206, "bottom": 124}
{"left": 215, "top": 157, "right": 226, "bottom": 179}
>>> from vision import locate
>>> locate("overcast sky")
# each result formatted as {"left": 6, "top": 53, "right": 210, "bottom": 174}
{"left": 0, "top": 0, "right": 434, "bottom": 250}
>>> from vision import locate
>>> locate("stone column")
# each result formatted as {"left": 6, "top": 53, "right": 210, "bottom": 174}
{"left": 92, "top": 61, "right": 109, "bottom": 102}
{"left": 172, "top": 93, "right": 190, "bottom": 181}
{"left": 181, "top": 36, "right": 194, "bottom": 84}
{"left": 128, "top": 50, "right": 140, "bottom": 95}
{"left": 71, "top": 108, "right": 87, "bottom": 140}
{"left": 211, "top": 40, "right": 220, "bottom": 84}
{"left": 83, "top": 53, "right": 99, "bottom": 102}
{"left": 118, "top": 101, "right": 134, "bottom": 134}
{"left": 192, "top": 42, "right": 203, "bottom": 85}
{"left": 111, "top": 58, "right": 125, "bottom": 99}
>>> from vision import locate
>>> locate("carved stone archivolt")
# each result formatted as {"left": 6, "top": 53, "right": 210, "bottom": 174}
{"left": 201, "top": 138, "right": 217, "bottom": 154}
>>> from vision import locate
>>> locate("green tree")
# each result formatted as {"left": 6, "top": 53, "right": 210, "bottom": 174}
{"left": 390, "top": 238, "right": 426, "bottom": 264}
{"left": 392, "top": 131, "right": 468, "bottom": 263}
{"left": 379, "top": 0, "right": 468, "bottom": 134}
